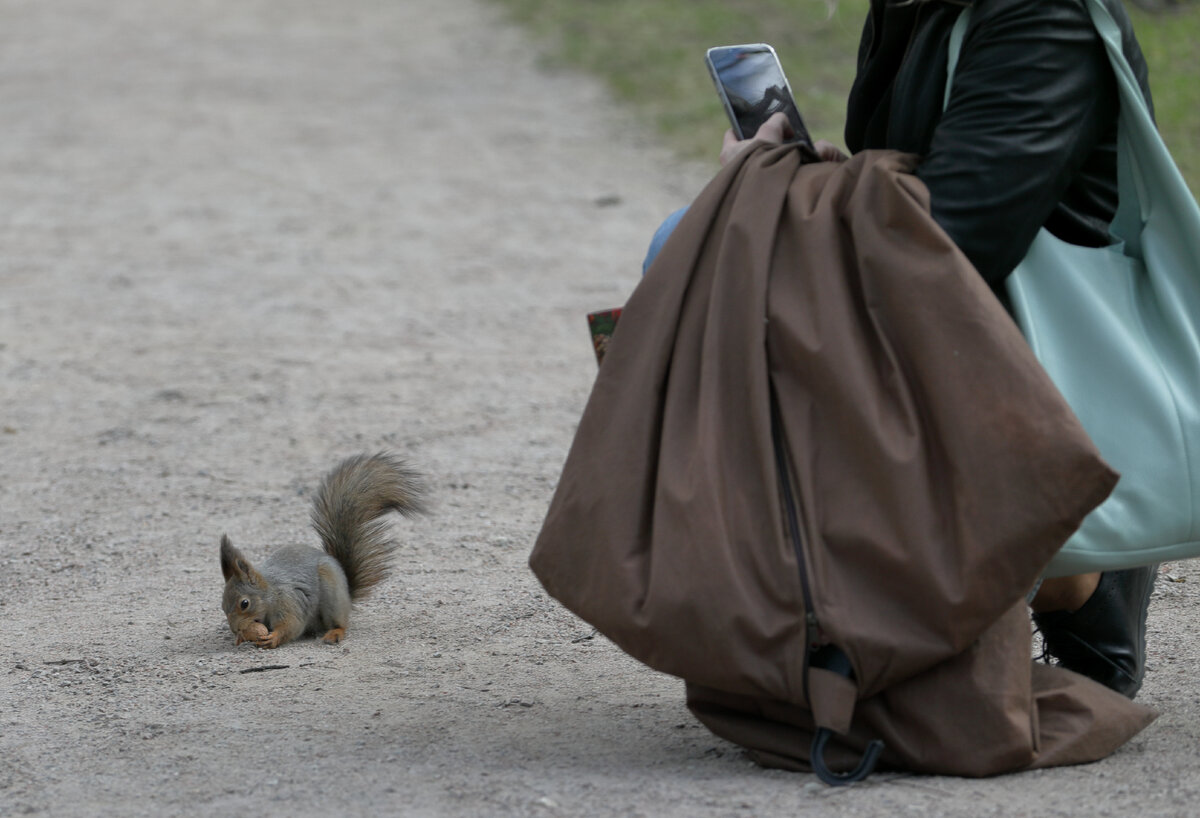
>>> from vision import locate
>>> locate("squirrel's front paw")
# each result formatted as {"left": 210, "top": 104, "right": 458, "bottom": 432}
{"left": 254, "top": 631, "right": 283, "bottom": 649}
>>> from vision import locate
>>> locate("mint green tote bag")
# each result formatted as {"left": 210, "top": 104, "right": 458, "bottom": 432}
{"left": 948, "top": 1, "right": 1200, "bottom": 577}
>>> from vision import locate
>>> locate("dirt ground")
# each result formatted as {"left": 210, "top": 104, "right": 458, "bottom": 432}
{"left": 2, "top": 1, "right": 1198, "bottom": 816}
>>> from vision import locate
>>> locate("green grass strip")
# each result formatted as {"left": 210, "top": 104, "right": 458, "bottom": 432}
{"left": 491, "top": 0, "right": 1199, "bottom": 193}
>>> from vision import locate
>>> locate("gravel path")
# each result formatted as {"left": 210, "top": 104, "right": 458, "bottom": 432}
{"left": 2, "top": 1, "right": 1198, "bottom": 816}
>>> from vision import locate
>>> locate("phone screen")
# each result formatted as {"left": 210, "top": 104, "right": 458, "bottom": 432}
{"left": 707, "top": 44, "right": 812, "bottom": 147}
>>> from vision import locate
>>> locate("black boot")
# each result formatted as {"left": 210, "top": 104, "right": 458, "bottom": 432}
{"left": 1032, "top": 565, "right": 1157, "bottom": 699}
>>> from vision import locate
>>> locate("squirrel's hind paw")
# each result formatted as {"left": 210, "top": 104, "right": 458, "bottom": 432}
{"left": 321, "top": 627, "right": 346, "bottom": 644}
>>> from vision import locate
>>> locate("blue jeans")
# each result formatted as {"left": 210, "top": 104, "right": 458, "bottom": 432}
{"left": 642, "top": 206, "right": 690, "bottom": 274}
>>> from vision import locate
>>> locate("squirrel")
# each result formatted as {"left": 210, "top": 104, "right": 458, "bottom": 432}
{"left": 219, "top": 452, "right": 427, "bottom": 649}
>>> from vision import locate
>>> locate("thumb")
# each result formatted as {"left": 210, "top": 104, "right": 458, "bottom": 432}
{"left": 755, "top": 111, "right": 794, "bottom": 143}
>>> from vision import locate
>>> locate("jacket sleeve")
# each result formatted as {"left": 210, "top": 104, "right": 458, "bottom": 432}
{"left": 918, "top": 0, "right": 1117, "bottom": 287}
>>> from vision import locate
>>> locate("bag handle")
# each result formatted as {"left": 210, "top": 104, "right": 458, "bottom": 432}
{"left": 1084, "top": 0, "right": 1155, "bottom": 248}
{"left": 808, "top": 647, "right": 885, "bottom": 785}
{"left": 942, "top": 5, "right": 970, "bottom": 112}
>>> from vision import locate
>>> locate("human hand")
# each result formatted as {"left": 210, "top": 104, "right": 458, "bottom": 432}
{"left": 813, "top": 139, "right": 850, "bottom": 163}
{"left": 719, "top": 111, "right": 794, "bottom": 166}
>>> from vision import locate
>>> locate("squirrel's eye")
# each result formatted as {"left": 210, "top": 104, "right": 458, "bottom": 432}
{"left": 240, "top": 598, "right": 250, "bottom": 611}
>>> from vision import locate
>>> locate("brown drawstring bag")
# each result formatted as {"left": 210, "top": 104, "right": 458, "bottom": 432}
{"left": 531, "top": 146, "right": 1155, "bottom": 782}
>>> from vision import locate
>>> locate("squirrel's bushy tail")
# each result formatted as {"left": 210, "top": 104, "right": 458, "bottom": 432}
{"left": 310, "top": 452, "right": 427, "bottom": 598}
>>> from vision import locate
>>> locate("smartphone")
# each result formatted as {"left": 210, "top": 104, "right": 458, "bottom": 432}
{"left": 705, "top": 43, "right": 813, "bottom": 148}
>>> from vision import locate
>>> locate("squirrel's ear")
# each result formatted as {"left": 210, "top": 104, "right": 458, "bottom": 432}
{"left": 220, "top": 535, "right": 266, "bottom": 587}
{"left": 220, "top": 535, "right": 248, "bottom": 581}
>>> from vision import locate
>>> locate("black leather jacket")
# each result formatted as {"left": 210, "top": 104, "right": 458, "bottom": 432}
{"left": 845, "top": 0, "right": 1153, "bottom": 288}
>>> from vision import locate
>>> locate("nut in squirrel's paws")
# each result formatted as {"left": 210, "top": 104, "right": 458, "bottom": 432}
{"left": 236, "top": 622, "right": 269, "bottom": 645}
